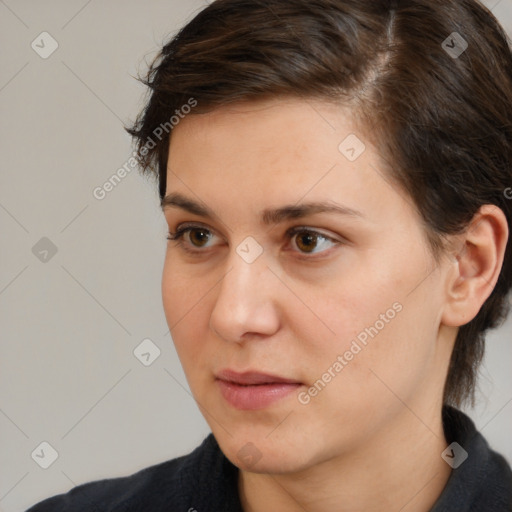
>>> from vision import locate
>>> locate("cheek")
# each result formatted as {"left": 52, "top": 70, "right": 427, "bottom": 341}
{"left": 299, "top": 249, "right": 438, "bottom": 389}
{"left": 161, "top": 253, "right": 213, "bottom": 322}
{"left": 161, "top": 258, "right": 210, "bottom": 357}
{"left": 296, "top": 269, "right": 400, "bottom": 353}
{"left": 307, "top": 277, "right": 442, "bottom": 426}
{"left": 161, "top": 259, "right": 183, "bottom": 327}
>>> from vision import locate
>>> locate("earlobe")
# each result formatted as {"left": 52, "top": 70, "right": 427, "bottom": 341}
{"left": 441, "top": 205, "right": 509, "bottom": 328}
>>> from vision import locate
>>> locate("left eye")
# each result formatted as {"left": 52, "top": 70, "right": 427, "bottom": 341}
{"left": 289, "top": 229, "right": 339, "bottom": 254}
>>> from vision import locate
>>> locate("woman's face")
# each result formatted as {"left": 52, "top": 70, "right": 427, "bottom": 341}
{"left": 162, "top": 98, "right": 454, "bottom": 473}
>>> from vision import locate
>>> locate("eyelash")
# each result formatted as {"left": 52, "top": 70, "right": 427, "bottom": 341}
{"left": 166, "top": 224, "right": 342, "bottom": 257}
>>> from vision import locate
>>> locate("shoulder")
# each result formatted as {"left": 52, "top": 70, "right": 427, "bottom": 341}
{"left": 469, "top": 441, "right": 512, "bottom": 511}
{"left": 432, "top": 407, "right": 512, "bottom": 512}
{"left": 26, "top": 434, "right": 240, "bottom": 512}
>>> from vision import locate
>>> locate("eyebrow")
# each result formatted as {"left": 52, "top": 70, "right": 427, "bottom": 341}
{"left": 161, "top": 192, "right": 365, "bottom": 225}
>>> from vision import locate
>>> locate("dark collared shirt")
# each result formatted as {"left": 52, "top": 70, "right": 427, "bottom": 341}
{"left": 27, "top": 407, "right": 512, "bottom": 511}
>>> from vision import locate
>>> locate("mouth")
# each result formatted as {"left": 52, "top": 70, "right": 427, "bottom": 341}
{"left": 215, "top": 369, "right": 303, "bottom": 410}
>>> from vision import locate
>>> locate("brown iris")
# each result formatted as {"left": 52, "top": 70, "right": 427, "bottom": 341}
{"left": 188, "top": 228, "right": 211, "bottom": 247}
{"left": 295, "top": 232, "right": 318, "bottom": 253}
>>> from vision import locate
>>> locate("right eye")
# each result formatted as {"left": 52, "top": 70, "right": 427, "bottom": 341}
{"left": 167, "top": 224, "right": 223, "bottom": 252}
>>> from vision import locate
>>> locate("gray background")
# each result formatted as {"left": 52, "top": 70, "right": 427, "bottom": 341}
{"left": 0, "top": 1, "right": 511, "bottom": 511}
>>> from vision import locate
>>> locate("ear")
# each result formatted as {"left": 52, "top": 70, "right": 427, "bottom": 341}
{"left": 441, "top": 205, "right": 509, "bottom": 327}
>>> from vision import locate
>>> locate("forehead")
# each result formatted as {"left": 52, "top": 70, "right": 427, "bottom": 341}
{"left": 168, "top": 98, "right": 361, "bottom": 182}
{"left": 165, "top": 97, "right": 411, "bottom": 227}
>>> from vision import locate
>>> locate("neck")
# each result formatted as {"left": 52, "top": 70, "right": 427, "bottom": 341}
{"left": 238, "top": 405, "right": 452, "bottom": 512}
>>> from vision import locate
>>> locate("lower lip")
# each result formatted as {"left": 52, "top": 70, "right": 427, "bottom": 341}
{"left": 217, "top": 380, "right": 301, "bottom": 410}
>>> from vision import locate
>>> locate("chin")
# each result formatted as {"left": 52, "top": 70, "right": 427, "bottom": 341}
{"left": 213, "top": 428, "right": 320, "bottom": 474}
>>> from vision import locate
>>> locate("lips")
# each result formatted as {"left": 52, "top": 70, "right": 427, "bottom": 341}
{"left": 215, "top": 369, "right": 302, "bottom": 410}
{"left": 216, "top": 369, "right": 301, "bottom": 386}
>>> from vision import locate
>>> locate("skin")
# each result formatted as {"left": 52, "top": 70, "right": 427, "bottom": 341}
{"left": 161, "top": 98, "right": 508, "bottom": 512}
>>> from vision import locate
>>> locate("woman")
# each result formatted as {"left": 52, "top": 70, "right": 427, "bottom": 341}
{"left": 28, "top": 0, "right": 512, "bottom": 510}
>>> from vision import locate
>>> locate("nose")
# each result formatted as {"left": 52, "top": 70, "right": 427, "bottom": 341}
{"left": 209, "top": 250, "right": 281, "bottom": 343}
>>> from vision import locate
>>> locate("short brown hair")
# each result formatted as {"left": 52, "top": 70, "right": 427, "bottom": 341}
{"left": 127, "top": 0, "right": 512, "bottom": 407}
